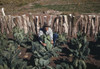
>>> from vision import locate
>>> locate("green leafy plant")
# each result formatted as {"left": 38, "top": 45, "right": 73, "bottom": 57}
{"left": 51, "top": 61, "right": 74, "bottom": 69}
{"left": 0, "top": 38, "right": 32, "bottom": 69}
{"left": 12, "top": 27, "right": 62, "bottom": 68}
{"left": 95, "top": 32, "right": 100, "bottom": 47}
{"left": 0, "top": 28, "right": 33, "bottom": 69}
{"left": 0, "top": 31, "right": 8, "bottom": 54}
{"left": 68, "top": 32, "right": 90, "bottom": 69}
{"left": 56, "top": 33, "right": 67, "bottom": 45}
{"left": 55, "top": 32, "right": 90, "bottom": 69}
{"left": 31, "top": 34, "right": 62, "bottom": 68}
{"left": 13, "top": 27, "right": 34, "bottom": 48}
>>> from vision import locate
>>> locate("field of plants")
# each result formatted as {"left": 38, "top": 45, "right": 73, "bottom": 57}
{"left": 0, "top": 0, "right": 100, "bottom": 69}
{"left": 0, "top": 26, "right": 100, "bottom": 69}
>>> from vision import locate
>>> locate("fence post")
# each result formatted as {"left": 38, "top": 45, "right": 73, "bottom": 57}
{"left": 1, "top": 8, "right": 6, "bottom": 16}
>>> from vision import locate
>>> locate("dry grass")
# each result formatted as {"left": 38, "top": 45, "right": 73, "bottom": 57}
{"left": 0, "top": 0, "right": 100, "bottom": 15}
{"left": 0, "top": 0, "right": 37, "bottom": 6}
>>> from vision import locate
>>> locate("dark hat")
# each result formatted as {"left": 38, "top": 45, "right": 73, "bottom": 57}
{"left": 43, "top": 22, "right": 50, "bottom": 27}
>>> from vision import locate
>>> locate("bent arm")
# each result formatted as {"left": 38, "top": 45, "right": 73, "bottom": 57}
{"left": 38, "top": 30, "right": 46, "bottom": 46}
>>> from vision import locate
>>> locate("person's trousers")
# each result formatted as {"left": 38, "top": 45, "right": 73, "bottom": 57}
{"left": 53, "top": 33, "right": 58, "bottom": 46}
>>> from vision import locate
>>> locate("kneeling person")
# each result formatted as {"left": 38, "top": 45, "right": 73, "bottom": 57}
{"left": 38, "top": 23, "right": 53, "bottom": 47}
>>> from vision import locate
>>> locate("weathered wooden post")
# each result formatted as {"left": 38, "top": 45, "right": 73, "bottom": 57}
{"left": 1, "top": 8, "right": 6, "bottom": 16}
{"left": 36, "top": 16, "right": 40, "bottom": 34}
{"left": 11, "top": 16, "right": 16, "bottom": 29}
{"left": 98, "top": 16, "right": 100, "bottom": 32}
{"left": 84, "top": 15, "right": 88, "bottom": 34}
{"left": 94, "top": 15, "right": 99, "bottom": 36}
{"left": 53, "top": 15, "right": 58, "bottom": 33}
{"left": 22, "top": 14, "right": 28, "bottom": 34}
{"left": 56, "top": 16, "right": 59, "bottom": 33}
{"left": 91, "top": 15, "right": 95, "bottom": 36}
{"left": 39, "top": 15, "right": 42, "bottom": 28}
{"left": 68, "top": 14, "right": 73, "bottom": 36}
{"left": 17, "top": 16, "right": 23, "bottom": 29}
{"left": 29, "top": 13, "right": 36, "bottom": 34}
{"left": 59, "top": 15, "right": 63, "bottom": 34}
{"left": 26, "top": 15, "right": 31, "bottom": 33}
{"left": 7, "top": 15, "right": 13, "bottom": 33}
{"left": 51, "top": 15, "right": 57, "bottom": 32}
{"left": 63, "top": 15, "right": 69, "bottom": 34}
{"left": 88, "top": 15, "right": 92, "bottom": 36}
{"left": 81, "top": 15, "right": 85, "bottom": 34}
{"left": 73, "top": 15, "right": 82, "bottom": 37}
{"left": 2, "top": 16, "right": 10, "bottom": 34}
{"left": 1, "top": 8, "right": 6, "bottom": 33}
{"left": 32, "top": 15, "right": 36, "bottom": 34}
{"left": 40, "top": 15, "right": 44, "bottom": 27}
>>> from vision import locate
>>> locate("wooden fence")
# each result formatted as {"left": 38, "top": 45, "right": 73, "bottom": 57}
{"left": 0, "top": 13, "right": 100, "bottom": 37}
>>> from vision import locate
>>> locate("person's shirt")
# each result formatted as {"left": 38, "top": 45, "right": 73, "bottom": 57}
{"left": 38, "top": 28, "right": 53, "bottom": 43}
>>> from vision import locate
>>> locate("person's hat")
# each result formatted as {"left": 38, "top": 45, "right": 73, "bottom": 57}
{"left": 43, "top": 22, "right": 50, "bottom": 27}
